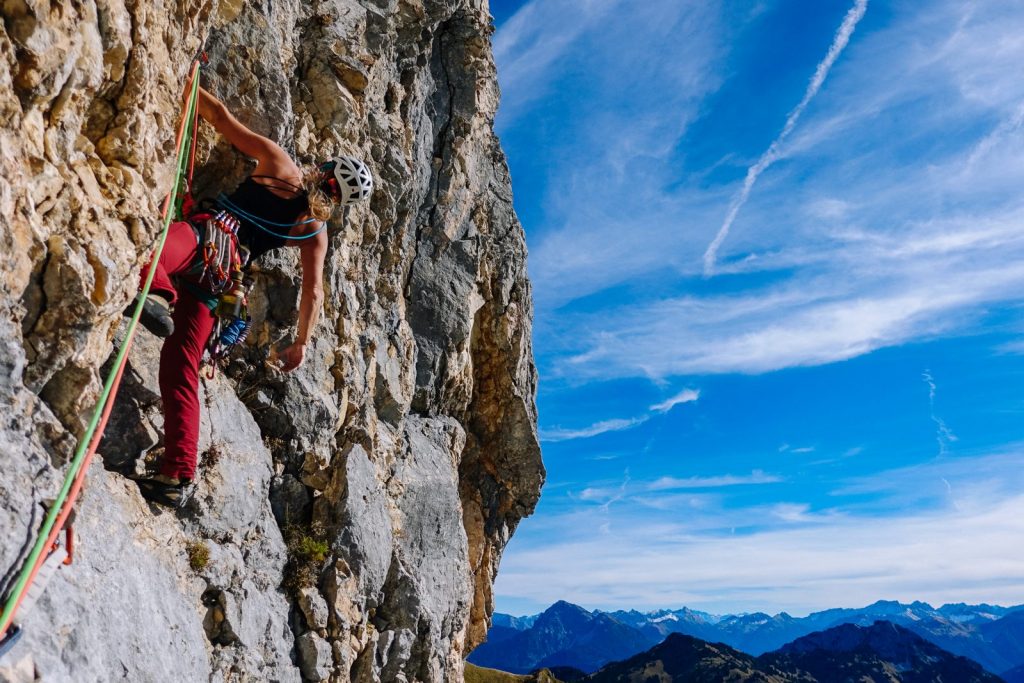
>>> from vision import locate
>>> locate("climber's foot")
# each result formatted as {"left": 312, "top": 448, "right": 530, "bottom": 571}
{"left": 126, "top": 293, "right": 174, "bottom": 338}
{"left": 135, "top": 474, "right": 191, "bottom": 509}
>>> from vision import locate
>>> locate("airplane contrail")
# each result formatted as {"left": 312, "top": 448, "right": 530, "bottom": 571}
{"left": 703, "top": 0, "right": 869, "bottom": 275}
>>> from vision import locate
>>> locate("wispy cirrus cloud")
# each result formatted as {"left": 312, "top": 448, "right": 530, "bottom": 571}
{"left": 650, "top": 388, "right": 700, "bottom": 413}
{"left": 568, "top": 469, "right": 782, "bottom": 510}
{"left": 540, "top": 386, "right": 701, "bottom": 442}
{"left": 556, "top": 205, "right": 1024, "bottom": 378}
{"left": 493, "top": 0, "right": 1024, "bottom": 619}
{"left": 703, "top": 0, "right": 870, "bottom": 274}
{"left": 648, "top": 470, "right": 782, "bottom": 490}
{"left": 498, "top": 494, "right": 1024, "bottom": 614}
{"left": 493, "top": 0, "right": 620, "bottom": 121}
{"left": 539, "top": 417, "right": 648, "bottom": 443}
{"left": 922, "top": 370, "right": 958, "bottom": 456}
{"left": 497, "top": 0, "right": 732, "bottom": 309}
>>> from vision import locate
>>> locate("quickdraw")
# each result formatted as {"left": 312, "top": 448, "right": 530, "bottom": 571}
{"left": 197, "top": 210, "right": 244, "bottom": 294}
{"left": 204, "top": 269, "right": 253, "bottom": 379}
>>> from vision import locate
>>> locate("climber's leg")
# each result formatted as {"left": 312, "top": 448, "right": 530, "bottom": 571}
{"left": 130, "top": 221, "right": 199, "bottom": 337}
{"left": 157, "top": 290, "right": 216, "bottom": 482}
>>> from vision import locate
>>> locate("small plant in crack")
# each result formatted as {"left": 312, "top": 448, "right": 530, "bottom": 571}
{"left": 284, "top": 520, "right": 330, "bottom": 592}
{"left": 295, "top": 536, "right": 329, "bottom": 563}
{"left": 186, "top": 540, "right": 210, "bottom": 572}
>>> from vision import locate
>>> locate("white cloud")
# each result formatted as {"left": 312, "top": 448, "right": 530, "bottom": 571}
{"left": 495, "top": 451, "right": 1024, "bottom": 615}
{"left": 539, "top": 417, "right": 648, "bottom": 442}
{"left": 995, "top": 339, "right": 1024, "bottom": 356}
{"left": 554, "top": 214, "right": 1024, "bottom": 378}
{"left": 703, "top": 0, "right": 870, "bottom": 274}
{"left": 498, "top": 496, "right": 1024, "bottom": 615}
{"left": 576, "top": 470, "right": 632, "bottom": 512}
{"left": 499, "top": 0, "right": 730, "bottom": 309}
{"left": 922, "top": 370, "right": 958, "bottom": 456}
{"left": 807, "top": 197, "right": 854, "bottom": 220}
{"left": 648, "top": 470, "right": 782, "bottom": 490}
{"left": 494, "top": 0, "right": 621, "bottom": 122}
{"left": 649, "top": 388, "right": 700, "bottom": 413}
{"left": 540, "top": 387, "right": 701, "bottom": 442}
{"left": 771, "top": 503, "right": 814, "bottom": 522}
{"left": 493, "top": 0, "right": 1024, "bottom": 620}
{"left": 632, "top": 492, "right": 719, "bottom": 512}
{"left": 578, "top": 486, "right": 621, "bottom": 502}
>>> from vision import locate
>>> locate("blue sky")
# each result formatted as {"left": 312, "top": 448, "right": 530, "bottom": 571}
{"left": 488, "top": 0, "right": 1024, "bottom": 617}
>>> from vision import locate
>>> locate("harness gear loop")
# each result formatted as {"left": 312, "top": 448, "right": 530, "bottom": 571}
{"left": 0, "top": 54, "right": 205, "bottom": 647}
{"left": 204, "top": 269, "right": 253, "bottom": 378}
{"left": 194, "top": 210, "right": 243, "bottom": 294}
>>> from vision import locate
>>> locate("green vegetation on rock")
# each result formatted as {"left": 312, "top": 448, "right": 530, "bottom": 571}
{"left": 465, "top": 663, "right": 564, "bottom": 683}
{"left": 185, "top": 541, "right": 209, "bottom": 572}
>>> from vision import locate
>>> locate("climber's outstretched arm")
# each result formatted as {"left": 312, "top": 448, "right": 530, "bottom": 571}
{"left": 276, "top": 227, "right": 328, "bottom": 372}
{"left": 195, "top": 86, "right": 294, "bottom": 171}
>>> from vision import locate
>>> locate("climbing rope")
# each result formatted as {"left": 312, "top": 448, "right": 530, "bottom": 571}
{"left": 214, "top": 192, "right": 324, "bottom": 240}
{"left": 0, "top": 54, "right": 206, "bottom": 650}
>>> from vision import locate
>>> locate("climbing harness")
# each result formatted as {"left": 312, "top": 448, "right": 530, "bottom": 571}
{"left": 184, "top": 208, "right": 255, "bottom": 377}
{"left": 0, "top": 53, "right": 207, "bottom": 657}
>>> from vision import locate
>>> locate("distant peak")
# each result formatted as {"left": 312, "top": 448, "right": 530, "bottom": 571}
{"left": 549, "top": 599, "right": 588, "bottom": 613}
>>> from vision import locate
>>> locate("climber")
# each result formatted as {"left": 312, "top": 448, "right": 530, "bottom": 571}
{"left": 128, "top": 85, "right": 373, "bottom": 507}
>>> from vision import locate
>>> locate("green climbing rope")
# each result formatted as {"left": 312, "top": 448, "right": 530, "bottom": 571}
{"left": 0, "top": 58, "right": 204, "bottom": 640}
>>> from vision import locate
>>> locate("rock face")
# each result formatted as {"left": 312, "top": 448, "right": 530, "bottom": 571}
{"left": 0, "top": 1, "right": 542, "bottom": 681}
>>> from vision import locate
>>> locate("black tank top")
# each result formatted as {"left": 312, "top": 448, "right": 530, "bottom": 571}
{"left": 223, "top": 176, "right": 311, "bottom": 262}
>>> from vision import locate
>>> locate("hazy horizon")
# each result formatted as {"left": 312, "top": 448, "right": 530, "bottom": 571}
{"left": 494, "top": 597, "right": 1024, "bottom": 621}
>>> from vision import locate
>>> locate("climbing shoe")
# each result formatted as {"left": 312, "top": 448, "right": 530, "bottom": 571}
{"left": 135, "top": 474, "right": 191, "bottom": 509}
{"left": 125, "top": 293, "right": 174, "bottom": 338}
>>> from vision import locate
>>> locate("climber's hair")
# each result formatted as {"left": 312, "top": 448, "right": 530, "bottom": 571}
{"left": 301, "top": 165, "right": 335, "bottom": 222}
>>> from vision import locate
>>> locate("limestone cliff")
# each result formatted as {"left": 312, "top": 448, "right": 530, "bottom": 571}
{"left": 0, "top": 0, "right": 543, "bottom": 681}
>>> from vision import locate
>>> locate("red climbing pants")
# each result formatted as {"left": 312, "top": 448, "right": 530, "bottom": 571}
{"left": 140, "top": 220, "right": 214, "bottom": 481}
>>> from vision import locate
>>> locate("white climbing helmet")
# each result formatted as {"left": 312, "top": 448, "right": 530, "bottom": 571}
{"left": 320, "top": 155, "right": 373, "bottom": 206}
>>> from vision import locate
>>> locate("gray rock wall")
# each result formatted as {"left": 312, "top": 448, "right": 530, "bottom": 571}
{"left": 0, "top": 0, "right": 542, "bottom": 681}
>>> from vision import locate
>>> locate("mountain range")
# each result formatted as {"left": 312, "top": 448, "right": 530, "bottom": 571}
{"left": 469, "top": 599, "right": 1024, "bottom": 678}
{"left": 584, "top": 621, "right": 1002, "bottom": 682}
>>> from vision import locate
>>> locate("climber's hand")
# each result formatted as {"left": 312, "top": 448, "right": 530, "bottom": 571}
{"left": 274, "top": 342, "right": 306, "bottom": 373}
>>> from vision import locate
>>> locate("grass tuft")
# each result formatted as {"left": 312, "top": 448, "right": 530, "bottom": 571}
{"left": 283, "top": 521, "right": 331, "bottom": 592}
{"left": 295, "top": 536, "right": 330, "bottom": 563}
{"left": 186, "top": 540, "right": 209, "bottom": 571}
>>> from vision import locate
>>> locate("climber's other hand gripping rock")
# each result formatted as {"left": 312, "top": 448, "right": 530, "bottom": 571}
{"left": 274, "top": 342, "right": 306, "bottom": 373}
